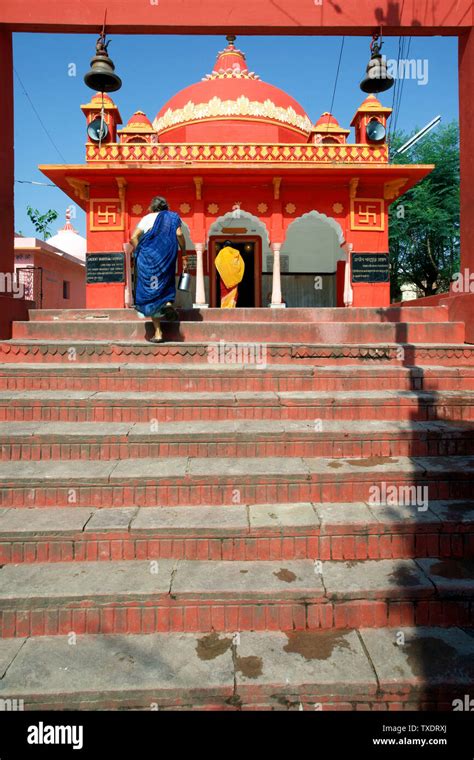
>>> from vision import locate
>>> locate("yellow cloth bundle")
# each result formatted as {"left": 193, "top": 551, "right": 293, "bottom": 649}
{"left": 215, "top": 246, "right": 245, "bottom": 289}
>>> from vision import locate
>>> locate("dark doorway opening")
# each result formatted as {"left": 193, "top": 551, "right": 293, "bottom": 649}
{"left": 210, "top": 236, "right": 262, "bottom": 308}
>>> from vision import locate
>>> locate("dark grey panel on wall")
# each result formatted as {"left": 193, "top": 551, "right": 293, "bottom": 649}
{"left": 261, "top": 274, "right": 336, "bottom": 307}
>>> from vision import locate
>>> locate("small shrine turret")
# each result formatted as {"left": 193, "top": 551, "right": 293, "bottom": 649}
{"left": 81, "top": 92, "right": 122, "bottom": 144}
{"left": 310, "top": 112, "right": 350, "bottom": 145}
{"left": 351, "top": 94, "right": 392, "bottom": 145}
{"left": 118, "top": 111, "right": 157, "bottom": 144}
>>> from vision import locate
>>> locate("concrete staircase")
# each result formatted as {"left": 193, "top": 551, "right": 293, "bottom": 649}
{"left": 0, "top": 306, "right": 473, "bottom": 710}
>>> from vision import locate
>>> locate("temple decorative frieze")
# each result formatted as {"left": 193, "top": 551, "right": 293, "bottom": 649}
{"left": 153, "top": 96, "right": 313, "bottom": 135}
{"left": 85, "top": 142, "right": 389, "bottom": 163}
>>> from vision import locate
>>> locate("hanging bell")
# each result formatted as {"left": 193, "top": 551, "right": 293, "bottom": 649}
{"left": 84, "top": 33, "right": 122, "bottom": 93}
{"left": 360, "top": 36, "right": 394, "bottom": 94}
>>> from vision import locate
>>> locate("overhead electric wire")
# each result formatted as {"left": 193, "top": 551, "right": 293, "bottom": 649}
{"left": 393, "top": 37, "right": 411, "bottom": 136}
{"left": 323, "top": 36, "right": 345, "bottom": 134}
{"left": 388, "top": 36, "right": 412, "bottom": 150}
{"left": 14, "top": 68, "right": 68, "bottom": 163}
{"left": 388, "top": 37, "right": 403, "bottom": 147}
{"left": 388, "top": 37, "right": 403, "bottom": 145}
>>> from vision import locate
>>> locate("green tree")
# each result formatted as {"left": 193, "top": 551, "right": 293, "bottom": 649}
{"left": 26, "top": 206, "right": 59, "bottom": 240}
{"left": 388, "top": 121, "right": 459, "bottom": 301}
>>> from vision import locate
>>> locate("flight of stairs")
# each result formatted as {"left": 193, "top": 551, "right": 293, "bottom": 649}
{"left": 0, "top": 305, "right": 473, "bottom": 711}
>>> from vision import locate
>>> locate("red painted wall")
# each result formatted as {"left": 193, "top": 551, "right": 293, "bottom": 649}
{"left": 0, "top": 296, "right": 33, "bottom": 340}
{"left": 352, "top": 283, "right": 390, "bottom": 307}
{"left": 86, "top": 175, "right": 393, "bottom": 307}
{"left": 396, "top": 291, "right": 474, "bottom": 344}
{"left": 2, "top": 0, "right": 471, "bottom": 33}
{"left": 459, "top": 28, "right": 474, "bottom": 275}
{"left": 444, "top": 292, "right": 474, "bottom": 343}
{"left": 0, "top": 32, "right": 14, "bottom": 278}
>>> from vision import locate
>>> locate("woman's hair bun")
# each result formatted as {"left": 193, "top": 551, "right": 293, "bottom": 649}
{"left": 149, "top": 196, "right": 169, "bottom": 212}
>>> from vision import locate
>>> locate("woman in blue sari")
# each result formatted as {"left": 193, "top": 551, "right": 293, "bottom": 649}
{"left": 130, "top": 196, "right": 188, "bottom": 343}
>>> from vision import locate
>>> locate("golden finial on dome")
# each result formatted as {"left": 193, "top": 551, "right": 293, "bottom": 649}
{"left": 226, "top": 34, "right": 237, "bottom": 47}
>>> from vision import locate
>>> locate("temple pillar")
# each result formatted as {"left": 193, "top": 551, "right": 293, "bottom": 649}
{"left": 270, "top": 177, "right": 285, "bottom": 308}
{"left": 459, "top": 28, "right": 474, "bottom": 274}
{"left": 341, "top": 242, "right": 354, "bottom": 307}
{"left": 270, "top": 242, "right": 285, "bottom": 308}
{"left": 0, "top": 30, "right": 21, "bottom": 339}
{"left": 193, "top": 242, "right": 208, "bottom": 308}
{"left": 0, "top": 30, "right": 14, "bottom": 279}
{"left": 191, "top": 179, "right": 208, "bottom": 309}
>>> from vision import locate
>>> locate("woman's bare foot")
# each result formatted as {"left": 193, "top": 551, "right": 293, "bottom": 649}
{"left": 152, "top": 317, "right": 162, "bottom": 340}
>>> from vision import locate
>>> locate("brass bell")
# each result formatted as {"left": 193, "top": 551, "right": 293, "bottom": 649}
{"left": 360, "top": 35, "right": 394, "bottom": 94}
{"left": 84, "top": 32, "right": 122, "bottom": 93}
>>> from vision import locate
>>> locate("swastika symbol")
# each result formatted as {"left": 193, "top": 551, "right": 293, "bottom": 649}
{"left": 355, "top": 204, "right": 378, "bottom": 225}
{"left": 96, "top": 204, "right": 119, "bottom": 225}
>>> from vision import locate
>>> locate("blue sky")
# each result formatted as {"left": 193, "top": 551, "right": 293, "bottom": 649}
{"left": 13, "top": 33, "right": 458, "bottom": 238}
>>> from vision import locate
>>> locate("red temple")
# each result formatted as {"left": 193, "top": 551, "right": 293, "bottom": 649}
{"left": 40, "top": 36, "right": 433, "bottom": 310}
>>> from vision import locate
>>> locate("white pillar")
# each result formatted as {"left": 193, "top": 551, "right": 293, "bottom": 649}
{"left": 341, "top": 241, "right": 354, "bottom": 307}
{"left": 122, "top": 242, "right": 133, "bottom": 307}
{"left": 270, "top": 242, "right": 286, "bottom": 308}
{"left": 193, "top": 242, "right": 208, "bottom": 309}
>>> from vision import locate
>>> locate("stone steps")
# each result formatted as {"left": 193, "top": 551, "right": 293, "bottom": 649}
{"left": 0, "top": 501, "right": 472, "bottom": 564}
{"left": 1, "top": 626, "right": 472, "bottom": 710}
{"left": 1, "top": 420, "right": 473, "bottom": 460}
{"left": 11, "top": 319, "right": 465, "bottom": 345}
{"left": 1, "top": 558, "right": 472, "bottom": 638}
{"left": 2, "top": 363, "right": 474, "bottom": 392}
{"left": 1, "top": 305, "right": 473, "bottom": 711}
{"left": 1, "top": 389, "right": 473, "bottom": 422}
{"left": 2, "top": 341, "right": 474, "bottom": 366}
{"left": 27, "top": 306, "right": 451, "bottom": 323}
{"left": 1, "top": 455, "right": 473, "bottom": 507}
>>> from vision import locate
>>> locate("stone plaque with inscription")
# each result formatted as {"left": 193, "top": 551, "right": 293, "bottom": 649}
{"left": 351, "top": 253, "right": 389, "bottom": 283}
{"left": 86, "top": 253, "right": 126, "bottom": 284}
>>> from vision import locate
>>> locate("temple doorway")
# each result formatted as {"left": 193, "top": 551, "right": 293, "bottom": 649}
{"left": 209, "top": 236, "right": 262, "bottom": 308}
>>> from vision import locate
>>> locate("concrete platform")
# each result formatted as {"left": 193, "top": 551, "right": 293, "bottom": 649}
{"left": 0, "top": 455, "right": 473, "bottom": 507}
{"left": 0, "top": 388, "right": 473, "bottom": 424}
{"left": 0, "top": 558, "right": 472, "bottom": 638}
{"left": 0, "top": 419, "right": 472, "bottom": 458}
{"left": 0, "top": 454, "right": 471, "bottom": 484}
{"left": 0, "top": 558, "right": 452, "bottom": 609}
{"left": 0, "top": 500, "right": 472, "bottom": 566}
{"left": 1, "top": 363, "right": 474, "bottom": 394}
{"left": 11, "top": 319, "right": 466, "bottom": 345}
{"left": 26, "top": 306, "right": 451, "bottom": 323}
{"left": 2, "top": 500, "right": 471, "bottom": 537}
{"left": 0, "top": 627, "right": 472, "bottom": 709}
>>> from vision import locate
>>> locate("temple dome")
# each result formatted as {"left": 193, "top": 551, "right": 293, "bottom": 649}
{"left": 153, "top": 36, "right": 312, "bottom": 143}
{"left": 314, "top": 112, "right": 341, "bottom": 129}
{"left": 118, "top": 110, "right": 156, "bottom": 142}
{"left": 48, "top": 209, "right": 86, "bottom": 262}
{"left": 312, "top": 112, "right": 350, "bottom": 143}
{"left": 122, "top": 111, "right": 154, "bottom": 131}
